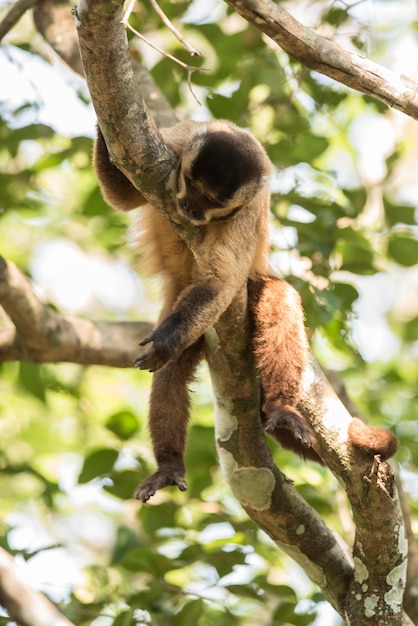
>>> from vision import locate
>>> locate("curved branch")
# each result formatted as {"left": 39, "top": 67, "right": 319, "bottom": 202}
{"left": 74, "top": 0, "right": 177, "bottom": 218}
{"left": 297, "top": 363, "right": 407, "bottom": 624}
{"left": 205, "top": 291, "right": 353, "bottom": 616}
{"left": 32, "top": 0, "right": 178, "bottom": 128}
{"left": 0, "top": 547, "right": 75, "bottom": 626}
{"left": 224, "top": 0, "right": 418, "bottom": 120}
{"left": 0, "top": 257, "right": 152, "bottom": 366}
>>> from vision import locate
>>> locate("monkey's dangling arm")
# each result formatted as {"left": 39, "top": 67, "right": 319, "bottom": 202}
{"left": 134, "top": 340, "right": 204, "bottom": 503}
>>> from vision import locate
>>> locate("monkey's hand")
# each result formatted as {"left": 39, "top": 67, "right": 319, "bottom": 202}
{"left": 134, "top": 469, "right": 188, "bottom": 503}
{"left": 135, "top": 316, "right": 185, "bottom": 372}
{"left": 135, "top": 334, "right": 172, "bottom": 372}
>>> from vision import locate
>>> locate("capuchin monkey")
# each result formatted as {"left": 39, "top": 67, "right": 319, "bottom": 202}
{"left": 94, "top": 119, "right": 398, "bottom": 502}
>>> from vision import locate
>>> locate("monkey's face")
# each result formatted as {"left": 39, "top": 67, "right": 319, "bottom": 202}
{"left": 176, "top": 129, "right": 270, "bottom": 225}
{"left": 176, "top": 174, "right": 236, "bottom": 225}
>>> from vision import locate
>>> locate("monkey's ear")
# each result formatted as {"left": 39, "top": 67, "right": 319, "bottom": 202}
{"left": 93, "top": 127, "right": 147, "bottom": 212}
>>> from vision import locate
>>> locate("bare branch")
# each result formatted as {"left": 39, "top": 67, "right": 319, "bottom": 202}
{"left": 398, "top": 476, "right": 418, "bottom": 624}
{"left": 33, "top": 0, "right": 84, "bottom": 75}
{"left": 298, "top": 364, "right": 407, "bottom": 624}
{"left": 0, "top": 547, "right": 75, "bottom": 626}
{"left": 0, "top": 0, "right": 37, "bottom": 42}
{"left": 224, "top": 0, "right": 418, "bottom": 120}
{"left": 0, "top": 257, "right": 153, "bottom": 367}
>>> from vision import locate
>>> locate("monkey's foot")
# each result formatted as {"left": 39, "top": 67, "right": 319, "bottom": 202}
{"left": 263, "top": 403, "right": 323, "bottom": 464}
{"left": 134, "top": 469, "right": 188, "bottom": 503}
{"left": 264, "top": 403, "right": 314, "bottom": 448}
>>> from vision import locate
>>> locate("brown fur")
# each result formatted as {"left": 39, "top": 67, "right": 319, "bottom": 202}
{"left": 348, "top": 417, "right": 398, "bottom": 460}
{"left": 248, "top": 278, "right": 322, "bottom": 463}
{"left": 94, "top": 119, "right": 398, "bottom": 501}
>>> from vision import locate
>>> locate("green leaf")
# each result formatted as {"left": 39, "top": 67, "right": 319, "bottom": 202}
{"left": 106, "top": 411, "right": 140, "bottom": 440}
{"left": 273, "top": 602, "right": 316, "bottom": 625}
{"left": 403, "top": 316, "right": 418, "bottom": 342}
{"left": 78, "top": 448, "right": 119, "bottom": 483}
{"left": 383, "top": 198, "right": 416, "bottom": 227}
{"left": 336, "top": 228, "right": 375, "bottom": 274}
{"left": 104, "top": 469, "right": 141, "bottom": 500}
{"left": 111, "top": 526, "right": 140, "bottom": 564}
{"left": 172, "top": 599, "right": 204, "bottom": 626}
{"left": 387, "top": 231, "right": 418, "bottom": 267}
{"left": 121, "top": 548, "right": 173, "bottom": 576}
{"left": 270, "top": 134, "right": 328, "bottom": 166}
{"left": 18, "top": 362, "right": 46, "bottom": 402}
{"left": 331, "top": 282, "right": 359, "bottom": 309}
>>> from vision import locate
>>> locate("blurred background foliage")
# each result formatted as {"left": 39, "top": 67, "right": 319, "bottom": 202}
{"left": 0, "top": 0, "right": 417, "bottom": 624}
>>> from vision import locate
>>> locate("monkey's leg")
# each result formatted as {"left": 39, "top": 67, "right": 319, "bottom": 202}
{"left": 134, "top": 339, "right": 204, "bottom": 503}
{"left": 248, "top": 277, "right": 323, "bottom": 463}
{"left": 249, "top": 278, "right": 398, "bottom": 463}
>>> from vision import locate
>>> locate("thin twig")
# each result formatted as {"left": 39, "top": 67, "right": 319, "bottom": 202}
{"left": 121, "top": 0, "right": 136, "bottom": 25}
{"left": 148, "top": 0, "right": 201, "bottom": 57}
{"left": 125, "top": 21, "right": 207, "bottom": 104}
{"left": 122, "top": 0, "right": 201, "bottom": 57}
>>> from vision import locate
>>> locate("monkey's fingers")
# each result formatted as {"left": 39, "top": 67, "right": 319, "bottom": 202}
{"left": 135, "top": 352, "right": 165, "bottom": 373}
{"left": 139, "top": 334, "right": 154, "bottom": 347}
{"left": 135, "top": 342, "right": 173, "bottom": 372}
{"left": 134, "top": 470, "right": 188, "bottom": 503}
{"left": 135, "top": 353, "right": 155, "bottom": 372}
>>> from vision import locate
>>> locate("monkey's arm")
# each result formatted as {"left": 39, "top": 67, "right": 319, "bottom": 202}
{"left": 93, "top": 126, "right": 147, "bottom": 211}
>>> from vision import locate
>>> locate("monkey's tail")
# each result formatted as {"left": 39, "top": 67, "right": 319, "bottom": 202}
{"left": 348, "top": 417, "right": 399, "bottom": 460}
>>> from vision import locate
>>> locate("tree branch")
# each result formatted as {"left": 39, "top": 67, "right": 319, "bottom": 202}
{"left": 0, "top": 547, "right": 76, "bottom": 626}
{"left": 0, "top": 0, "right": 38, "bottom": 42}
{"left": 224, "top": 0, "right": 418, "bottom": 120}
{"left": 205, "top": 291, "right": 354, "bottom": 617}
{"left": 297, "top": 365, "right": 407, "bottom": 623}
{"left": 74, "top": 0, "right": 178, "bottom": 219}
{"left": 0, "top": 257, "right": 152, "bottom": 367}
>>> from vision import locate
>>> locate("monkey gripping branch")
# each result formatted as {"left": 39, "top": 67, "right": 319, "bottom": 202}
{"left": 72, "top": 0, "right": 410, "bottom": 623}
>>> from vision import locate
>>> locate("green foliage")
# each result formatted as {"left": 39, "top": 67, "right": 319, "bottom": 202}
{"left": 0, "top": 0, "right": 416, "bottom": 624}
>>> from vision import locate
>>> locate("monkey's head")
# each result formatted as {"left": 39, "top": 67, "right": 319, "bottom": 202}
{"left": 176, "top": 126, "right": 271, "bottom": 225}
